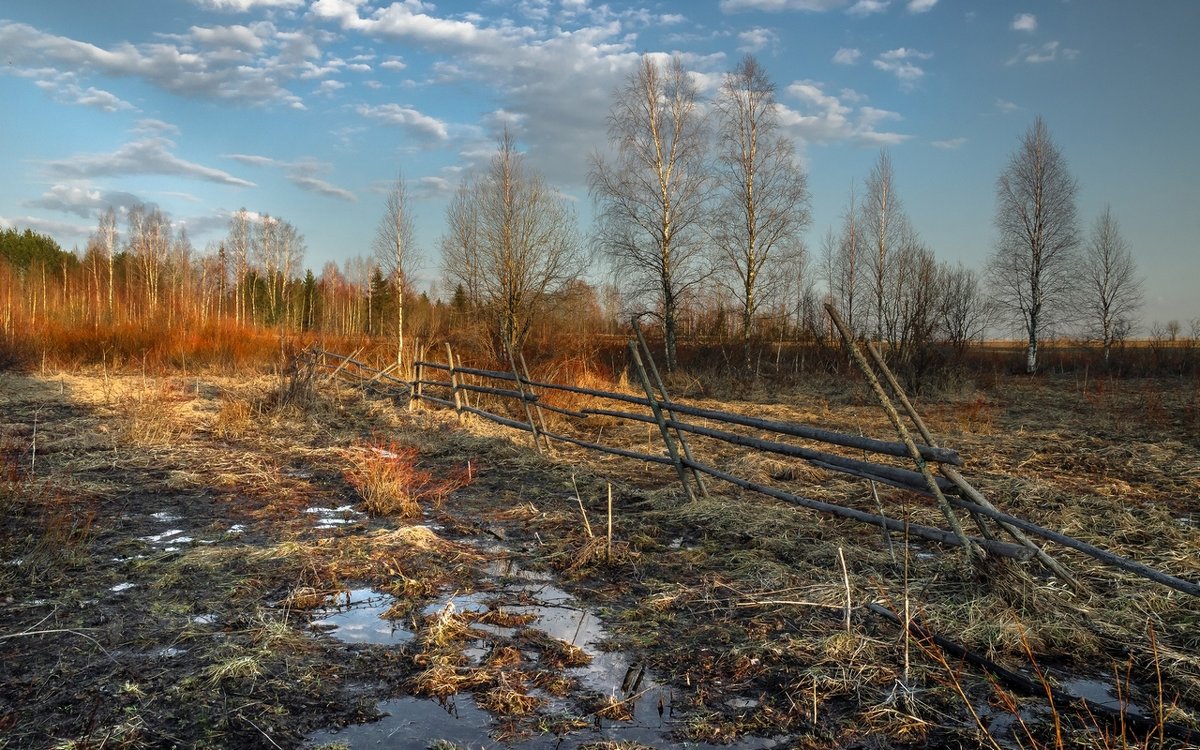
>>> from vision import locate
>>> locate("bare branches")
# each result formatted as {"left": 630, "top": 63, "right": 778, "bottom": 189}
{"left": 1081, "top": 205, "right": 1142, "bottom": 362}
{"left": 374, "top": 171, "right": 417, "bottom": 368}
{"left": 711, "top": 54, "right": 811, "bottom": 370}
{"left": 443, "top": 130, "right": 583, "bottom": 351}
{"left": 589, "top": 55, "right": 711, "bottom": 371}
{"left": 987, "top": 117, "right": 1080, "bottom": 373}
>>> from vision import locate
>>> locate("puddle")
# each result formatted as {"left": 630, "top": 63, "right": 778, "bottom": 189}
{"left": 306, "top": 694, "right": 494, "bottom": 748}
{"left": 306, "top": 505, "right": 365, "bottom": 530}
{"left": 110, "top": 582, "right": 136, "bottom": 593}
{"left": 305, "top": 551, "right": 788, "bottom": 750}
{"left": 227, "top": 524, "right": 246, "bottom": 535}
{"left": 151, "top": 511, "right": 181, "bottom": 522}
{"left": 311, "top": 588, "right": 415, "bottom": 645}
{"left": 1061, "top": 678, "right": 1147, "bottom": 717}
{"left": 141, "top": 529, "right": 185, "bottom": 544}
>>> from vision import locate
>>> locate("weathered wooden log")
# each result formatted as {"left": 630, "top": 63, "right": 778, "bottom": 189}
{"left": 629, "top": 341, "right": 695, "bottom": 502}
{"left": 679, "top": 458, "right": 1031, "bottom": 559}
{"left": 867, "top": 602, "right": 1200, "bottom": 745}
{"left": 583, "top": 406, "right": 957, "bottom": 495}
{"left": 943, "top": 493, "right": 1200, "bottom": 598}
{"left": 825, "top": 304, "right": 980, "bottom": 562}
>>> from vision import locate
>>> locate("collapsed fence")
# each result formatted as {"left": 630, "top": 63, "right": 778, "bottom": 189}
{"left": 300, "top": 312, "right": 1200, "bottom": 602}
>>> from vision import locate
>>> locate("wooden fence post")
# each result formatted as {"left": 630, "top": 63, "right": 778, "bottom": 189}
{"left": 824, "top": 303, "right": 982, "bottom": 563}
{"left": 502, "top": 337, "right": 544, "bottom": 454}
{"left": 632, "top": 318, "right": 709, "bottom": 498}
{"left": 859, "top": 339, "right": 1078, "bottom": 589}
{"left": 445, "top": 343, "right": 463, "bottom": 419}
{"left": 628, "top": 341, "right": 695, "bottom": 502}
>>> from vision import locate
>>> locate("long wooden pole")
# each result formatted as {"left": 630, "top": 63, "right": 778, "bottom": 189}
{"left": 825, "top": 304, "right": 982, "bottom": 562}
{"left": 502, "top": 337, "right": 544, "bottom": 455}
{"left": 445, "top": 343, "right": 462, "bottom": 419}
{"left": 633, "top": 319, "right": 708, "bottom": 498}
{"left": 860, "top": 340, "right": 1078, "bottom": 589}
{"left": 628, "top": 341, "right": 695, "bottom": 502}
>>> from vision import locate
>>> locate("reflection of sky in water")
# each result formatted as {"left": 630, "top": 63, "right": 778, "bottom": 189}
{"left": 306, "top": 695, "right": 494, "bottom": 748}
{"left": 311, "top": 588, "right": 414, "bottom": 645}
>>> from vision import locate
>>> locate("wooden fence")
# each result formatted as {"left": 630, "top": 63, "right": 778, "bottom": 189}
{"left": 298, "top": 314, "right": 1200, "bottom": 601}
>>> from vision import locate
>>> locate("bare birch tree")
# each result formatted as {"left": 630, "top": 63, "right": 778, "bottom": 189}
{"left": 935, "top": 262, "right": 989, "bottom": 354}
{"left": 95, "top": 207, "right": 118, "bottom": 320}
{"left": 1082, "top": 205, "right": 1142, "bottom": 363}
{"left": 373, "top": 171, "right": 417, "bottom": 369}
{"left": 441, "top": 178, "right": 482, "bottom": 311}
{"left": 227, "top": 209, "right": 253, "bottom": 325}
{"left": 822, "top": 185, "right": 864, "bottom": 337}
{"left": 861, "top": 150, "right": 910, "bottom": 347}
{"left": 589, "top": 55, "right": 711, "bottom": 372}
{"left": 446, "top": 131, "right": 582, "bottom": 351}
{"left": 712, "top": 54, "right": 811, "bottom": 371}
{"left": 987, "top": 117, "right": 1080, "bottom": 374}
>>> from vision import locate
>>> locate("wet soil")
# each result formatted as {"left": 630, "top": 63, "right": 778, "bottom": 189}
{"left": 1, "top": 369, "right": 1197, "bottom": 749}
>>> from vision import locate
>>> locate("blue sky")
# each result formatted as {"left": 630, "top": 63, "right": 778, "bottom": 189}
{"left": 1, "top": 0, "right": 1197, "bottom": 326}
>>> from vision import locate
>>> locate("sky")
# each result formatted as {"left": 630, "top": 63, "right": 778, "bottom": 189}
{"left": 1, "top": 0, "right": 1198, "bottom": 327}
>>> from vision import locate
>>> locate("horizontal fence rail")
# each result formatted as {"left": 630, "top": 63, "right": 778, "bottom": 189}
{"left": 300, "top": 344, "right": 1200, "bottom": 599}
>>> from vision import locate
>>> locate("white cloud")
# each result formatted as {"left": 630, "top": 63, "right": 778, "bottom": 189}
{"left": 189, "top": 24, "right": 265, "bottom": 51}
{"left": 847, "top": 0, "right": 889, "bottom": 17}
{"left": 995, "top": 98, "right": 1019, "bottom": 113}
{"left": 45, "top": 138, "right": 255, "bottom": 187}
{"left": 931, "top": 137, "right": 966, "bottom": 149}
{"left": 27, "top": 185, "right": 151, "bottom": 218}
{"left": 0, "top": 20, "right": 307, "bottom": 109}
{"left": 356, "top": 103, "right": 450, "bottom": 141}
{"left": 35, "top": 78, "right": 134, "bottom": 112}
{"left": 190, "top": 0, "right": 305, "bottom": 11}
{"left": 224, "top": 153, "right": 356, "bottom": 200}
{"left": 0, "top": 215, "right": 94, "bottom": 241}
{"left": 873, "top": 47, "right": 932, "bottom": 88}
{"left": 720, "top": 0, "right": 848, "bottom": 11}
{"left": 737, "top": 27, "right": 779, "bottom": 53}
{"left": 1011, "top": 13, "right": 1037, "bottom": 33}
{"left": 907, "top": 0, "right": 936, "bottom": 12}
{"left": 832, "top": 47, "right": 861, "bottom": 65}
{"left": 379, "top": 57, "right": 407, "bottom": 70}
{"left": 134, "top": 118, "right": 181, "bottom": 135}
{"left": 781, "top": 79, "right": 910, "bottom": 146}
{"left": 1008, "top": 40, "right": 1074, "bottom": 65}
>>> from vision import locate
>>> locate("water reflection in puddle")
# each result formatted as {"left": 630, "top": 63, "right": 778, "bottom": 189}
{"left": 306, "top": 695, "right": 494, "bottom": 748}
{"left": 311, "top": 588, "right": 415, "bottom": 645}
{"left": 305, "top": 556, "right": 785, "bottom": 749}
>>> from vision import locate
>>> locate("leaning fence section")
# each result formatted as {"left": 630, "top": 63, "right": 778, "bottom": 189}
{"left": 298, "top": 331, "right": 1200, "bottom": 601}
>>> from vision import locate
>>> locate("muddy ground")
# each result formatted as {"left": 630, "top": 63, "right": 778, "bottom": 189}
{"left": 1, "top": 365, "right": 1198, "bottom": 749}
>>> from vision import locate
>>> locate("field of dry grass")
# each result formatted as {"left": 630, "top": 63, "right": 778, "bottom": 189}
{"left": 1, "top": 358, "right": 1197, "bottom": 749}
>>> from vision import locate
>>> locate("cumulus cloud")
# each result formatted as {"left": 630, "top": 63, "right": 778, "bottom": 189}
{"left": 0, "top": 19, "right": 308, "bottom": 109}
{"left": 720, "top": 0, "right": 848, "bottom": 11}
{"left": 907, "top": 0, "right": 937, "bottom": 12}
{"left": 0, "top": 214, "right": 94, "bottom": 241}
{"left": 847, "top": 0, "right": 889, "bottom": 16}
{"left": 34, "top": 78, "right": 135, "bottom": 112}
{"left": 995, "top": 98, "right": 1020, "bottom": 113}
{"left": 190, "top": 0, "right": 305, "bottom": 11}
{"left": 873, "top": 47, "right": 932, "bottom": 88}
{"left": 44, "top": 137, "right": 255, "bottom": 187}
{"left": 737, "top": 27, "right": 779, "bottom": 53}
{"left": 356, "top": 103, "right": 450, "bottom": 141}
{"left": 1008, "top": 40, "right": 1076, "bottom": 65}
{"left": 931, "top": 137, "right": 966, "bottom": 149}
{"left": 781, "top": 79, "right": 910, "bottom": 147}
{"left": 1011, "top": 13, "right": 1037, "bottom": 33}
{"left": 26, "top": 185, "right": 151, "bottom": 219}
{"left": 224, "top": 153, "right": 356, "bottom": 200}
{"left": 133, "top": 118, "right": 181, "bottom": 135}
{"left": 832, "top": 47, "right": 861, "bottom": 65}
